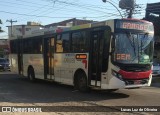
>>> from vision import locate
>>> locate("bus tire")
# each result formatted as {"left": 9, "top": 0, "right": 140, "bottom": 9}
{"left": 28, "top": 67, "right": 35, "bottom": 82}
{"left": 75, "top": 72, "right": 88, "bottom": 92}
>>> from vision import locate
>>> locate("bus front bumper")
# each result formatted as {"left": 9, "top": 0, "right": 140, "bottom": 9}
{"left": 105, "top": 75, "right": 152, "bottom": 89}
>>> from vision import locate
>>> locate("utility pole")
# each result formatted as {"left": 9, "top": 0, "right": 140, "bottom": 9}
{"left": 6, "top": 19, "right": 17, "bottom": 37}
{"left": 128, "top": 8, "right": 133, "bottom": 18}
{"left": 102, "top": 0, "right": 123, "bottom": 18}
{"left": 119, "top": 0, "right": 135, "bottom": 18}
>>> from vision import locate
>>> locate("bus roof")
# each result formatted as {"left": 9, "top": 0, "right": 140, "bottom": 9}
{"left": 20, "top": 18, "right": 153, "bottom": 39}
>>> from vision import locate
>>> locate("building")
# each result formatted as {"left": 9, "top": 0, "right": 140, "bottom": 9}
{"left": 145, "top": 2, "right": 160, "bottom": 19}
{"left": 45, "top": 18, "right": 95, "bottom": 29}
{"left": 0, "top": 39, "right": 9, "bottom": 58}
{"left": 7, "top": 19, "right": 95, "bottom": 39}
{"left": 145, "top": 2, "right": 160, "bottom": 62}
{"left": 7, "top": 22, "right": 44, "bottom": 39}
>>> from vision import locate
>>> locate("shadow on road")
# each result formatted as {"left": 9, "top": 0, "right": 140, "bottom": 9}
{"left": 0, "top": 73, "right": 129, "bottom": 104}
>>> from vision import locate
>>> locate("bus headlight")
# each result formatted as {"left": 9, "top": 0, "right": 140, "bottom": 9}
{"left": 111, "top": 69, "right": 123, "bottom": 80}
{"left": 117, "top": 74, "right": 123, "bottom": 79}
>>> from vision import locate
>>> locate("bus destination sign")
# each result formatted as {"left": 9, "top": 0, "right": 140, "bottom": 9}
{"left": 116, "top": 21, "right": 153, "bottom": 32}
{"left": 122, "top": 22, "right": 148, "bottom": 31}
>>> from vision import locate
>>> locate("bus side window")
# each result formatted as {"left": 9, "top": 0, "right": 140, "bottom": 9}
{"left": 32, "top": 38, "right": 42, "bottom": 54}
{"left": 56, "top": 33, "right": 70, "bottom": 53}
{"left": 50, "top": 38, "right": 55, "bottom": 55}
{"left": 56, "top": 40, "right": 63, "bottom": 53}
{"left": 61, "top": 33, "right": 70, "bottom": 53}
{"left": 10, "top": 40, "right": 18, "bottom": 53}
{"left": 56, "top": 35, "right": 63, "bottom": 53}
{"left": 71, "top": 31, "right": 87, "bottom": 53}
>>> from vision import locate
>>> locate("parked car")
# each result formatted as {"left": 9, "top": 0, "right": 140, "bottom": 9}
{"left": 0, "top": 58, "right": 10, "bottom": 71}
{"left": 152, "top": 62, "right": 160, "bottom": 77}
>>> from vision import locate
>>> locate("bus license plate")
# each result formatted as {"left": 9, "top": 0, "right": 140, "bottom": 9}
{"left": 134, "top": 80, "right": 141, "bottom": 84}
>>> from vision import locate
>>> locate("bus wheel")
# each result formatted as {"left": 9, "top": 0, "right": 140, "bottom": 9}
{"left": 75, "top": 72, "right": 88, "bottom": 92}
{"left": 28, "top": 68, "right": 35, "bottom": 82}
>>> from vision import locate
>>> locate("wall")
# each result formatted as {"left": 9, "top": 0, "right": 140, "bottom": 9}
{"left": 8, "top": 25, "right": 44, "bottom": 40}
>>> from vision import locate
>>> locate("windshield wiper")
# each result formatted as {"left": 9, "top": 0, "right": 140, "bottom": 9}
{"left": 126, "top": 32, "right": 136, "bottom": 56}
{"left": 140, "top": 33, "right": 149, "bottom": 51}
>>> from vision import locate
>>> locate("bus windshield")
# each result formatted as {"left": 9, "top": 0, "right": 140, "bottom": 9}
{"left": 114, "top": 32, "right": 154, "bottom": 64}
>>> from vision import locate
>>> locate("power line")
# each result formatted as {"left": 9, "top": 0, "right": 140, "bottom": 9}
{"left": 6, "top": 19, "right": 17, "bottom": 37}
{"left": 0, "top": 1, "right": 46, "bottom": 8}
{"left": 0, "top": 2, "right": 38, "bottom": 11}
{"left": 1, "top": 10, "right": 117, "bottom": 19}
{"left": 16, "top": 3, "right": 52, "bottom": 22}
{"left": 16, "top": 0, "right": 49, "bottom": 6}
{"left": 0, "top": 0, "right": 119, "bottom": 11}
{"left": 7, "top": 0, "right": 119, "bottom": 23}
{"left": 110, "top": 0, "right": 119, "bottom": 5}
{"left": 44, "top": 0, "right": 117, "bottom": 9}
{"left": 0, "top": 0, "right": 124, "bottom": 18}
{"left": 102, "top": 0, "right": 123, "bottom": 18}
{"left": 53, "top": 0, "right": 117, "bottom": 14}
{"left": 17, "top": 1, "right": 73, "bottom": 23}
{"left": 1, "top": 0, "right": 125, "bottom": 25}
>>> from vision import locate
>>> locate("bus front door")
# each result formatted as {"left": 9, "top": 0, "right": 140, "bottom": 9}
{"left": 90, "top": 31, "right": 104, "bottom": 87}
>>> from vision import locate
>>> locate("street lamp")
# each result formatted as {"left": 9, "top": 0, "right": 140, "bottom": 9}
{"left": 102, "top": 0, "right": 123, "bottom": 18}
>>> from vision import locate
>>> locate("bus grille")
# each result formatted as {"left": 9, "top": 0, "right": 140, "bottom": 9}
{"left": 124, "top": 79, "right": 149, "bottom": 85}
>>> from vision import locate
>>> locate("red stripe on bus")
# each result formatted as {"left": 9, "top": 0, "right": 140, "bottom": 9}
{"left": 82, "top": 60, "right": 87, "bottom": 69}
{"left": 119, "top": 69, "right": 151, "bottom": 79}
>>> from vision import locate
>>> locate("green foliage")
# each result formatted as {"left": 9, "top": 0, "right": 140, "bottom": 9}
{"left": 0, "top": 19, "right": 3, "bottom": 32}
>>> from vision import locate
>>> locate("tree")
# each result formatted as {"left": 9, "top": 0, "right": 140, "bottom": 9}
{"left": 0, "top": 19, "right": 4, "bottom": 32}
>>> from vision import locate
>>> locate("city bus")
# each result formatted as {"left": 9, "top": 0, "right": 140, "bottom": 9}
{"left": 9, "top": 18, "right": 154, "bottom": 92}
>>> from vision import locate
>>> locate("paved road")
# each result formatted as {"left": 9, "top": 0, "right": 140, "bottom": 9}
{"left": 0, "top": 71, "right": 160, "bottom": 114}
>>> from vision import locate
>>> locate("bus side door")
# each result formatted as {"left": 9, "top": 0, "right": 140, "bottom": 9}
{"left": 44, "top": 37, "right": 55, "bottom": 80}
{"left": 17, "top": 38, "right": 23, "bottom": 75}
{"left": 90, "top": 30, "right": 104, "bottom": 86}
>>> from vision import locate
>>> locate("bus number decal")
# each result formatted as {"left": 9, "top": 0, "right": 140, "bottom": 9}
{"left": 63, "top": 58, "right": 75, "bottom": 63}
{"left": 116, "top": 54, "right": 130, "bottom": 60}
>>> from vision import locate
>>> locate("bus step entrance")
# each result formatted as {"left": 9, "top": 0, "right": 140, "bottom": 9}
{"left": 91, "top": 73, "right": 101, "bottom": 87}
{"left": 91, "top": 80, "right": 101, "bottom": 87}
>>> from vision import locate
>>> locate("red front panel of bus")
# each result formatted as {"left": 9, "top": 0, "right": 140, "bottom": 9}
{"left": 119, "top": 69, "right": 151, "bottom": 80}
